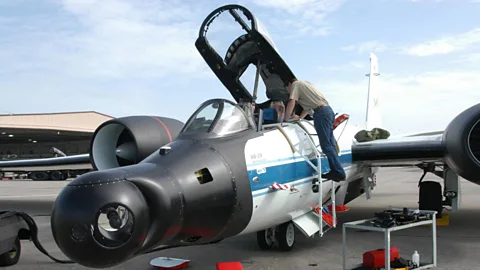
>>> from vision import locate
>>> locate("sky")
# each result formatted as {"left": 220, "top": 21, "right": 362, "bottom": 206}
{"left": 1, "top": 0, "right": 479, "bottom": 135}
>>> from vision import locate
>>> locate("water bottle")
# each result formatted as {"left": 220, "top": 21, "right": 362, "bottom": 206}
{"left": 412, "top": 250, "right": 420, "bottom": 267}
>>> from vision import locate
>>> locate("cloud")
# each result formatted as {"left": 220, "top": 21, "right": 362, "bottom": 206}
{"left": 406, "top": 0, "right": 444, "bottom": 2}
{"left": 463, "top": 53, "right": 480, "bottom": 63}
{"left": 341, "top": 40, "right": 388, "bottom": 54}
{"left": 317, "top": 61, "right": 367, "bottom": 71}
{"left": 318, "top": 69, "right": 480, "bottom": 134}
{"left": 403, "top": 28, "right": 480, "bottom": 56}
{"left": 1, "top": 0, "right": 218, "bottom": 79}
{"left": 0, "top": 0, "right": 241, "bottom": 120}
{"left": 249, "top": 0, "right": 345, "bottom": 37}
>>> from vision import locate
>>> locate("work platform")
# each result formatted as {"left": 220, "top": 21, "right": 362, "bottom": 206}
{"left": 342, "top": 208, "right": 437, "bottom": 270}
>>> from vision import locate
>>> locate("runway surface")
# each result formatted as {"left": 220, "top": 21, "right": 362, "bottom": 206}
{"left": 1, "top": 167, "right": 480, "bottom": 270}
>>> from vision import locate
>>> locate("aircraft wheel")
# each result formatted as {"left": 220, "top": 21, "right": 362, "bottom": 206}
{"left": 276, "top": 221, "right": 295, "bottom": 251}
{"left": 256, "top": 228, "right": 275, "bottom": 250}
{"left": 50, "top": 171, "right": 64, "bottom": 181}
{"left": 0, "top": 237, "right": 21, "bottom": 267}
{"left": 30, "top": 172, "right": 49, "bottom": 181}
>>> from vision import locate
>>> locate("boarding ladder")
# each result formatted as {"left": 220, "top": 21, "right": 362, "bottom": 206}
{"left": 242, "top": 61, "right": 336, "bottom": 237}
{"left": 261, "top": 119, "right": 337, "bottom": 237}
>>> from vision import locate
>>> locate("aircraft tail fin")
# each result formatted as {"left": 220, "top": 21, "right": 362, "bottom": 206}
{"left": 364, "top": 52, "right": 382, "bottom": 130}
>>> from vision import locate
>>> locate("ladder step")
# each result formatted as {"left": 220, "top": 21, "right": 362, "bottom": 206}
{"left": 313, "top": 207, "right": 338, "bottom": 227}
{"left": 327, "top": 204, "right": 350, "bottom": 213}
{"left": 293, "top": 211, "right": 322, "bottom": 237}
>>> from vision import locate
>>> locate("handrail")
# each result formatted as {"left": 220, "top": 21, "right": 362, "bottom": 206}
{"left": 262, "top": 120, "right": 337, "bottom": 235}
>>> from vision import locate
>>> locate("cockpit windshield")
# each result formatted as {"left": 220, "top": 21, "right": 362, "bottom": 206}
{"left": 182, "top": 101, "right": 220, "bottom": 133}
{"left": 181, "top": 99, "right": 252, "bottom": 137}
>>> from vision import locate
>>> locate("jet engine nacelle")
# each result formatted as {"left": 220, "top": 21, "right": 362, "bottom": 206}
{"left": 90, "top": 116, "right": 184, "bottom": 171}
{"left": 443, "top": 103, "right": 480, "bottom": 184}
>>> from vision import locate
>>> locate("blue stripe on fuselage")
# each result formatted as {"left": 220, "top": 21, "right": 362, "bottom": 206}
{"left": 247, "top": 151, "right": 353, "bottom": 193}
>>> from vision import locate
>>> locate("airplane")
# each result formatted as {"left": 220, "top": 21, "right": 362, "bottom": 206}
{"left": 1, "top": 4, "right": 480, "bottom": 269}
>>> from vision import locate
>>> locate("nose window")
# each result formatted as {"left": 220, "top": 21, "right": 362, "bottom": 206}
{"left": 92, "top": 204, "right": 134, "bottom": 248}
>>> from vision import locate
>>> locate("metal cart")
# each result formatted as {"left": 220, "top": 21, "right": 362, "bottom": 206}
{"left": 342, "top": 208, "right": 437, "bottom": 270}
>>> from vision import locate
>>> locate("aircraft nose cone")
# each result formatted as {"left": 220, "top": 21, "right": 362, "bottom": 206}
{"left": 116, "top": 142, "right": 136, "bottom": 161}
{"left": 50, "top": 169, "right": 151, "bottom": 268}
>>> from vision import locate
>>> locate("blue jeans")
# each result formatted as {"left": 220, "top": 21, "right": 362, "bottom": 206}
{"left": 313, "top": 105, "right": 346, "bottom": 177}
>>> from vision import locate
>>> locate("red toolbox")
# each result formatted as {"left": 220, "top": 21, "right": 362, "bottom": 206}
{"left": 216, "top": 262, "right": 243, "bottom": 270}
{"left": 363, "top": 247, "right": 400, "bottom": 268}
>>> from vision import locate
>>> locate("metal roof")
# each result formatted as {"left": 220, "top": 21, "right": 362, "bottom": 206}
{"left": 0, "top": 111, "right": 113, "bottom": 133}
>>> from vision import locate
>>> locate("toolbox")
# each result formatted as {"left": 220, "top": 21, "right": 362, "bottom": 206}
{"left": 363, "top": 247, "right": 400, "bottom": 268}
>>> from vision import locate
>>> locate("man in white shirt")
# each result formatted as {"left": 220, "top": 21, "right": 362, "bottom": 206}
{"left": 284, "top": 79, "right": 346, "bottom": 182}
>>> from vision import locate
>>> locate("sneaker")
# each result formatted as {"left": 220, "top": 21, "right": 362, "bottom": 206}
{"left": 321, "top": 172, "right": 331, "bottom": 179}
{"left": 325, "top": 172, "right": 346, "bottom": 182}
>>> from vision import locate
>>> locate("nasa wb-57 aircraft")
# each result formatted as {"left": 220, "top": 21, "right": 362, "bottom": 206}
{"left": 1, "top": 4, "right": 480, "bottom": 269}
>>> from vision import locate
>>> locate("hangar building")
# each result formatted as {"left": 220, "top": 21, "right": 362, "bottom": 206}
{"left": 0, "top": 111, "right": 113, "bottom": 161}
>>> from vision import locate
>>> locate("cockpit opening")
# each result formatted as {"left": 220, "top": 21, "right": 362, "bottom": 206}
{"left": 181, "top": 99, "right": 254, "bottom": 137}
{"left": 195, "top": 4, "right": 313, "bottom": 126}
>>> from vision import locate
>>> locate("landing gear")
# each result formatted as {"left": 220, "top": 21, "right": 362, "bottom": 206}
{"left": 277, "top": 222, "right": 295, "bottom": 251}
{"left": 416, "top": 163, "right": 461, "bottom": 217}
{"left": 256, "top": 221, "right": 296, "bottom": 251}
{"left": 256, "top": 227, "right": 275, "bottom": 250}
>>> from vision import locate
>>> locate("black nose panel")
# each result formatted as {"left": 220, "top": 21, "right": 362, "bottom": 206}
{"left": 50, "top": 170, "right": 151, "bottom": 268}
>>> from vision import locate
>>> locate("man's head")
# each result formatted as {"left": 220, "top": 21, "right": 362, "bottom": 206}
{"left": 287, "top": 78, "right": 297, "bottom": 93}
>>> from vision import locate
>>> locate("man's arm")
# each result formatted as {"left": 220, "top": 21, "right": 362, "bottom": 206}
{"left": 299, "top": 109, "right": 309, "bottom": 119}
{"left": 284, "top": 99, "right": 296, "bottom": 121}
{"left": 284, "top": 81, "right": 300, "bottom": 121}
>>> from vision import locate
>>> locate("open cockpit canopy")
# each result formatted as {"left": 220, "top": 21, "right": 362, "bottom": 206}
{"left": 195, "top": 4, "right": 296, "bottom": 104}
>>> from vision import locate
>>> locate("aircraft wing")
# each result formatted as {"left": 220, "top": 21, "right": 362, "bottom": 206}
{"left": 352, "top": 133, "right": 445, "bottom": 167}
{"left": 394, "top": 130, "right": 444, "bottom": 138}
{"left": 0, "top": 154, "right": 91, "bottom": 169}
{"left": 351, "top": 103, "right": 480, "bottom": 185}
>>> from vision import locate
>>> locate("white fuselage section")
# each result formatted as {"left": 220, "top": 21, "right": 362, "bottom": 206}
{"left": 237, "top": 120, "right": 370, "bottom": 235}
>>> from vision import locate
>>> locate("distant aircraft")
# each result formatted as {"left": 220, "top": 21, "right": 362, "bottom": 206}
{"left": 1, "top": 4, "right": 479, "bottom": 269}
{"left": 50, "top": 147, "right": 67, "bottom": 157}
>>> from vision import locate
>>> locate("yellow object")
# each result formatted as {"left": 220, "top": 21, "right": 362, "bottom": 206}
{"left": 436, "top": 212, "right": 450, "bottom": 226}
{"left": 394, "top": 267, "right": 408, "bottom": 270}
{"left": 424, "top": 212, "right": 449, "bottom": 227}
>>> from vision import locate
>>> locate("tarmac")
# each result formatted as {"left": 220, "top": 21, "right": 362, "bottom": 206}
{"left": 1, "top": 167, "right": 480, "bottom": 270}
